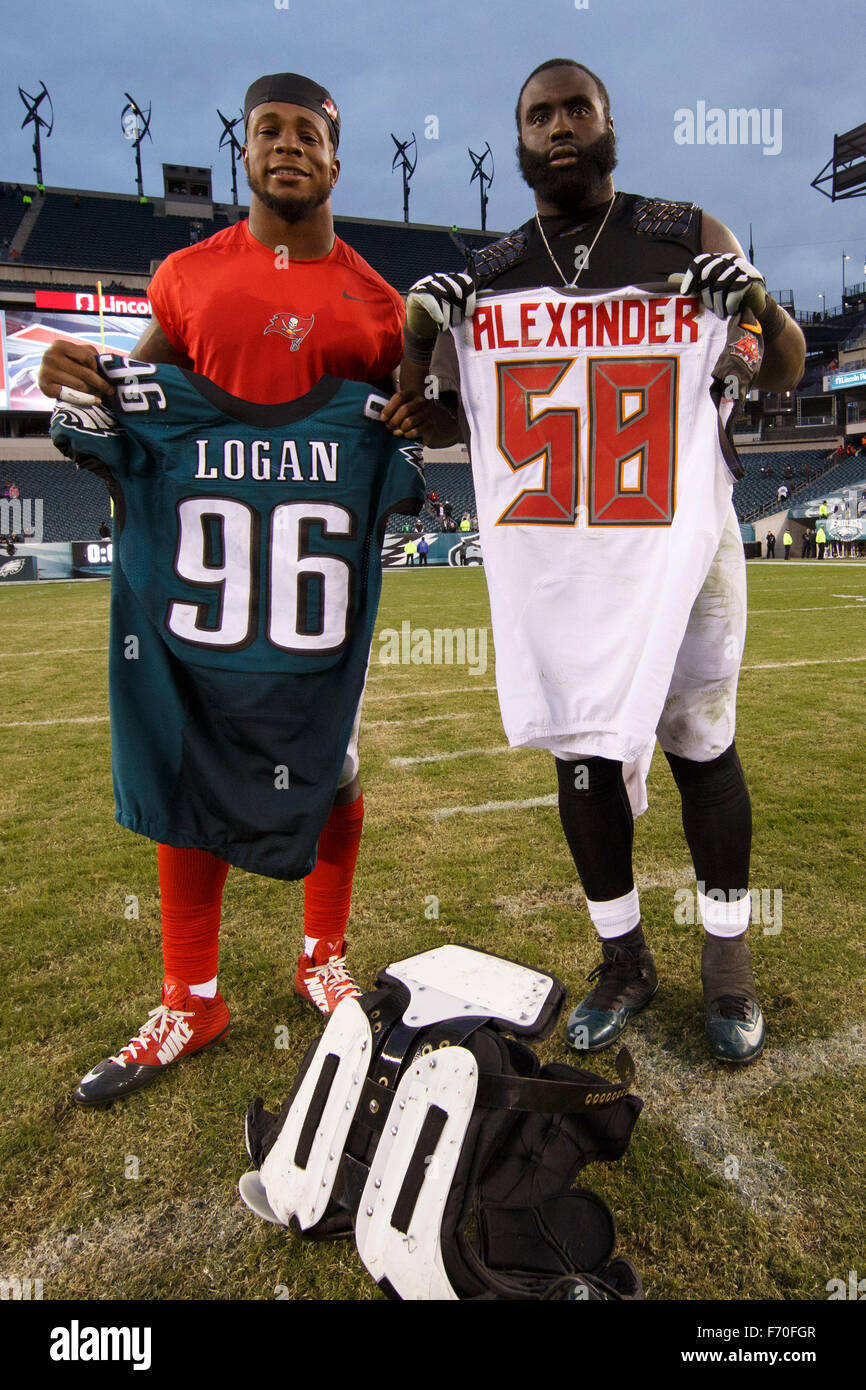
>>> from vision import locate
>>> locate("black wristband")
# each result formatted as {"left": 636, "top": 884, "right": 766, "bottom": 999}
{"left": 756, "top": 294, "right": 786, "bottom": 346}
{"left": 403, "top": 325, "right": 436, "bottom": 367}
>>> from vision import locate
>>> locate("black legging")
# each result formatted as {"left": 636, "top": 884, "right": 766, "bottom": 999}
{"left": 555, "top": 744, "right": 751, "bottom": 901}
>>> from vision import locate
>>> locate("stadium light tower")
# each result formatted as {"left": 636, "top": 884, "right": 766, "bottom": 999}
{"left": 468, "top": 142, "right": 494, "bottom": 231}
{"left": 218, "top": 109, "right": 244, "bottom": 206}
{"left": 18, "top": 82, "right": 54, "bottom": 190}
{"left": 390, "top": 133, "right": 417, "bottom": 224}
{"left": 121, "top": 93, "right": 152, "bottom": 202}
{"left": 842, "top": 251, "right": 850, "bottom": 307}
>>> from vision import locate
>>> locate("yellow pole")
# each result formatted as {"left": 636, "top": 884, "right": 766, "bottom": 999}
{"left": 96, "top": 279, "right": 105, "bottom": 347}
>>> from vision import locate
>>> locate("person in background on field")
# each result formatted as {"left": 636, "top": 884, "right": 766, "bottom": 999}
{"left": 782, "top": 529, "right": 793, "bottom": 559}
{"left": 765, "top": 530, "right": 775, "bottom": 559}
{"left": 404, "top": 536, "right": 417, "bottom": 565}
{"left": 417, "top": 534, "right": 429, "bottom": 566}
{"left": 815, "top": 525, "right": 827, "bottom": 560}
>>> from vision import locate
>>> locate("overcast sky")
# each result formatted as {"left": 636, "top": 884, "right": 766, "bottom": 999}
{"left": 3, "top": 0, "right": 864, "bottom": 313}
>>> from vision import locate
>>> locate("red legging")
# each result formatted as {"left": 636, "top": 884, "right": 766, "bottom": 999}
{"left": 158, "top": 794, "right": 365, "bottom": 983}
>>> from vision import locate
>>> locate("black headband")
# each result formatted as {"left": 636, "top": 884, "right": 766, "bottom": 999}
{"left": 243, "top": 73, "right": 340, "bottom": 149}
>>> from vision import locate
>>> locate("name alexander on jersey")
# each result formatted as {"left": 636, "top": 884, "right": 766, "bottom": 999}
{"left": 469, "top": 292, "right": 700, "bottom": 352}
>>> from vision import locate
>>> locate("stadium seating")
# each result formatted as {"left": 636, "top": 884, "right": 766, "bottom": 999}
{"left": 0, "top": 188, "right": 26, "bottom": 251}
{"left": 387, "top": 460, "right": 476, "bottom": 534}
{"left": 13, "top": 188, "right": 498, "bottom": 290}
{"left": 733, "top": 449, "right": 836, "bottom": 520}
{"left": 336, "top": 221, "right": 494, "bottom": 292}
{"left": 21, "top": 195, "right": 236, "bottom": 275}
{"left": 788, "top": 454, "right": 866, "bottom": 507}
{"left": 0, "top": 459, "right": 110, "bottom": 541}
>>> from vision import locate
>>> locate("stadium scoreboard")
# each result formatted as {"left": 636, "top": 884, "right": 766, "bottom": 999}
{"left": 71, "top": 539, "right": 113, "bottom": 577}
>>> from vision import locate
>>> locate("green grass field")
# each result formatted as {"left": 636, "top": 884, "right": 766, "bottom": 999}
{"left": 1, "top": 560, "right": 864, "bottom": 1301}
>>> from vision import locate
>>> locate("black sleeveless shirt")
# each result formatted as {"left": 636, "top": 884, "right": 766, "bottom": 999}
{"left": 474, "top": 191, "right": 703, "bottom": 293}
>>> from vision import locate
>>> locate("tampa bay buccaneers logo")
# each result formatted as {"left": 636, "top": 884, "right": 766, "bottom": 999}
{"left": 730, "top": 332, "right": 761, "bottom": 369}
{"left": 264, "top": 311, "right": 315, "bottom": 351}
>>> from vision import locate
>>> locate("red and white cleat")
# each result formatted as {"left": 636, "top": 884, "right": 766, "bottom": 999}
{"left": 295, "top": 938, "right": 363, "bottom": 1015}
{"left": 74, "top": 978, "right": 230, "bottom": 1106}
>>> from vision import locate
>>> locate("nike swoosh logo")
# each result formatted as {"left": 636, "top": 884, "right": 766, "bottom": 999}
{"left": 742, "top": 317, "right": 762, "bottom": 334}
{"left": 342, "top": 290, "right": 377, "bottom": 302}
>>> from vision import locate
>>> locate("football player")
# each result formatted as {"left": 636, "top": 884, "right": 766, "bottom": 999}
{"left": 388, "top": 59, "right": 805, "bottom": 1064}
{"left": 39, "top": 71, "right": 445, "bottom": 1104}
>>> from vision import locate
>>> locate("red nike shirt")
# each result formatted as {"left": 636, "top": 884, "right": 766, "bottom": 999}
{"left": 148, "top": 219, "right": 404, "bottom": 402}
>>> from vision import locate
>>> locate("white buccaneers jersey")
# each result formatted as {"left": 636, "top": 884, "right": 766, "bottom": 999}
{"left": 452, "top": 286, "right": 738, "bottom": 772}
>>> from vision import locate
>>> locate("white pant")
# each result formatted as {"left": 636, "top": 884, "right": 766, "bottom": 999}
{"left": 550, "top": 509, "right": 747, "bottom": 815}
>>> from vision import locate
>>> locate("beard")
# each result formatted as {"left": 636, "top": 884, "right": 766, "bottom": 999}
{"left": 517, "top": 128, "right": 618, "bottom": 213}
{"left": 245, "top": 168, "right": 331, "bottom": 224}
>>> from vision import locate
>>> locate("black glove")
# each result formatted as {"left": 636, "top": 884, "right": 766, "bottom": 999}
{"left": 669, "top": 252, "right": 766, "bottom": 318}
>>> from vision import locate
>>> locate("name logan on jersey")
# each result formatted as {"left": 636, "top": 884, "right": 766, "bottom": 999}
{"left": 470, "top": 293, "right": 700, "bottom": 353}
{"left": 193, "top": 437, "right": 343, "bottom": 483}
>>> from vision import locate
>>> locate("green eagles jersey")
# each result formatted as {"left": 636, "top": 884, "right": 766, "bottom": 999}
{"left": 51, "top": 354, "right": 424, "bottom": 879}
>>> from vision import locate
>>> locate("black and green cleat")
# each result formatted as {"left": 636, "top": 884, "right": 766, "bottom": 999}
{"left": 565, "top": 938, "right": 658, "bottom": 1053}
{"left": 702, "top": 935, "right": 765, "bottom": 1065}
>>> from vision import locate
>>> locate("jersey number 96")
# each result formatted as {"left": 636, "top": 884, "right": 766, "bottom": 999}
{"left": 167, "top": 498, "right": 355, "bottom": 654}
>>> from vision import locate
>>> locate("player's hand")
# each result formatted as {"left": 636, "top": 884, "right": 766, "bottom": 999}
{"left": 38, "top": 341, "right": 113, "bottom": 405}
{"left": 405, "top": 270, "right": 477, "bottom": 340}
{"left": 380, "top": 390, "right": 461, "bottom": 448}
{"left": 669, "top": 253, "right": 766, "bottom": 318}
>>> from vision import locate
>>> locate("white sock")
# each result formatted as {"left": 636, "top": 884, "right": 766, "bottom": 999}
{"left": 585, "top": 887, "right": 641, "bottom": 940}
{"left": 698, "top": 889, "right": 751, "bottom": 938}
{"left": 189, "top": 976, "right": 217, "bottom": 999}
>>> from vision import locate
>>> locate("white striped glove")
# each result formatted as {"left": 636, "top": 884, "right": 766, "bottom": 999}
{"left": 406, "top": 270, "right": 477, "bottom": 337}
{"left": 669, "top": 253, "right": 766, "bottom": 318}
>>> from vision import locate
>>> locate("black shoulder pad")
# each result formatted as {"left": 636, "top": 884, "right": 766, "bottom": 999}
{"left": 631, "top": 197, "right": 699, "bottom": 241}
{"left": 470, "top": 229, "right": 530, "bottom": 288}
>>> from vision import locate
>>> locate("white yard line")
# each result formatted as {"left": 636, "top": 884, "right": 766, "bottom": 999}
{"left": 390, "top": 745, "right": 511, "bottom": 767}
{"left": 0, "top": 647, "right": 106, "bottom": 659}
{"left": 0, "top": 714, "right": 108, "bottom": 729}
{"left": 432, "top": 794, "right": 557, "bottom": 820}
{"left": 365, "top": 683, "right": 497, "bottom": 702}
{"left": 741, "top": 654, "right": 866, "bottom": 671}
{"left": 627, "top": 1019, "right": 866, "bottom": 1217}
{"left": 364, "top": 712, "right": 474, "bottom": 729}
{"left": 748, "top": 603, "right": 866, "bottom": 614}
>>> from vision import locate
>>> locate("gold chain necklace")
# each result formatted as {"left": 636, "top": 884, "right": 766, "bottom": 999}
{"left": 534, "top": 192, "right": 617, "bottom": 288}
